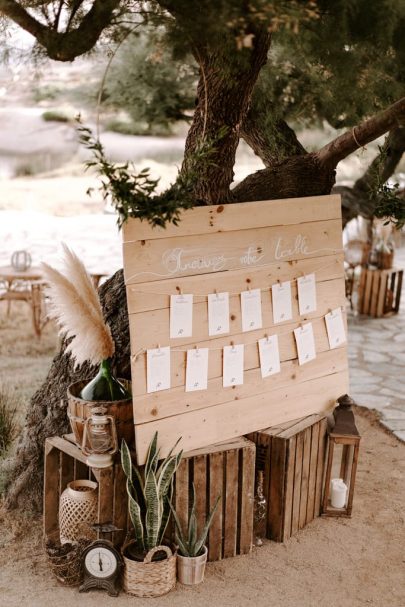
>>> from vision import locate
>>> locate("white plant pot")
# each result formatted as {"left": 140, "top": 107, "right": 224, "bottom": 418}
{"left": 177, "top": 545, "right": 208, "bottom": 585}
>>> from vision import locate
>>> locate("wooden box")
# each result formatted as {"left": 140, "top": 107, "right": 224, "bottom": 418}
{"left": 247, "top": 414, "right": 327, "bottom": 543}
{"left": 172, "top": 437, "right": 255, "bottom": 561}
{"left": 358, "top": 267, "right": 403, "bottom": 317}
{"left": 44, "top": 435, "right": 255, "bottom": 562}
{"left": 44, "top": 436, "right": 128, "bottom": 547}
{"left": 122, "top": 195, "right": 348, "bottom": 463}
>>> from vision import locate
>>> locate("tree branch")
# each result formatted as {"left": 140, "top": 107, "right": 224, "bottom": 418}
{"left": 317, "top": 97, "right": 405, "bottom": 168}
{"left": 240, "top": 109, "right": 307, "bottom": 167}
{"left": 0, "top": 0, "right": 122, "bottom": 61}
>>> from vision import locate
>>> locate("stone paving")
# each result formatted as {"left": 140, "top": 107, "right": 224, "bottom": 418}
{"left": 348, "top": 247, "right": 405, "bottom": 442}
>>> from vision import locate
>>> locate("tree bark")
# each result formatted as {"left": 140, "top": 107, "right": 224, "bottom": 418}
{"left": 5, "top": 270, "right": 130, "bottom": 512}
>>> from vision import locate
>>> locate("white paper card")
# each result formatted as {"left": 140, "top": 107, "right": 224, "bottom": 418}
{"left": 170, "top": 294, "right": 193, "bottom": 338}
{"left": 325, "top": 307, "right": 347, "bottom": 349}
{"left": 185, "top": 348, "right": 209, "bottom": 392}
{"left": 297, "top": 273, "right": 317, "bottom": 315}
{"left": 208, "top": 292, "right": 230, "bottom": 336}
{"left": 223, "top": 344, "right": 244, "bottom": 387}
{"left": 272, "top": 281, "right": 293, "bottom": 324}
{"left": 294, "top": 323, "right": 316, "bottom": 365}
{"left": 258, "top": 335, "right": 281, "bottom": 378}
{"left": 241, "top": 289, "right": 263, "bottom": 332}
{"left": 147, "top": 346, "right": 171, "bottom": 393}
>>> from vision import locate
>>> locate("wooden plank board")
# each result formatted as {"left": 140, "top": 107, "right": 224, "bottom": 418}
{"left": 123, "top": 196, "right": 348, "bottom": 464}
{"left": 314, "top": 418, "right": 327, "bottom": 516}
{"left": 43, "top": 443, "right": 60, "bottom": 537}
{"left": 124, "top": 219, "right": 343, "bottom": 284}
{"left": 238, "top": 445, "right": 255, "bottom": 554}
{"left": 60, "top": 451, "right": 74, "bottom": 495}
{"left": 207, "top": 451, "right": 223, "bottom": 561}
{"left": 269, "top": 437, "right": 287, "bottom": 541}
{"left": 291, "top": 431, "right": 303, "bottom": 536}
{"left": 223, "top": 450, "right": 239, "bottom": 558}
{"left": 131, "top": 316, "right": 347, "bottom": 398}
{"left": 306, "top": 421, "right": 320, "bottom": 524}
{"left": 126, "top": 255, "right": 344, "bottom": 314}
{"left": 134, "top": 370, "right": 348, "bottom": 462}
{"left": 174, "top": 459, "right": 189, "bottom": 534}
{"left": 122, "top": 195, "right": 342, "bottom": 242}
{"left": 113, "top": 464, "right": 128, "bottom": 547}
{"left": 193, "top": 454, "right": 207, "bottom": 541}
{"left": 369, "top": 271, "right": 381, "bottom": 317}
{"left": 299, "top": 427, "right": 311, "bottom": 529}
{"left": 281, "top": 435, "right": 296, "bottom": 542}
{"left": 129, "top": 277, "right": 345, "bottom": 353}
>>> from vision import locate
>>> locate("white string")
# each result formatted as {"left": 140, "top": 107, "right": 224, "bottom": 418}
{"left": 128, "top": 258, "right": 343, "bottom": 297}
{"left": 130, "top": 308, "right": 346, "bottom": 361}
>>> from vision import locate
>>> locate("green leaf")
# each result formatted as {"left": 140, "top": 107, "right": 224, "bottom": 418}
{"left": 188, "top": 484, "right": 197, "bottom": 552}
{"left": 121, "top": 439, "right": 132, "bottom": 483}
{"left": 128, "top": 481, "right": 145, "bottom": 552}
{"left": 168, "top": 501, "right": 187, "bottom": 550}
{"left": 194, "top": 494, "right": 221, "bottom": 556}
{"left": 145, "top": 432, "right": 158, "bottom": 478}
{"left": 175, "top": 531, "right": 190, "bottom": 558}
{"left": 157, "top": 456, "right": 177, "bottom": 499}
{"left": 158, "top": 494, "right": 172, "bottom": 545}
{"left": 144, "top": 470, "right": 161, "bottom": 550}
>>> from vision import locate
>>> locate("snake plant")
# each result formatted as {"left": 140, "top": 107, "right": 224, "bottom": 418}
{"left": 121, "top": 432, "right": 182, "bottom": 553}
{"left": 170, "top": 483, "right": 221, "bottom": 557}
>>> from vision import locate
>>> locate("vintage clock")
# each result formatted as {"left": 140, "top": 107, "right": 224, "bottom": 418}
{"left": 80, "top": 539, "right": 123, "bottom": 596}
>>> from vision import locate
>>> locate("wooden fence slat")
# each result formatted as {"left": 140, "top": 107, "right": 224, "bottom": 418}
{"left": 291, "top": 432, "right": 303, "bottom": 536}
{"left": 174, "top": 459, "right": 189, "bottom": 535}
{"left": 299, "top": 427, "right": 311, "bottom": 529}
{"left": 314, "top": 418, "right": 328, "bottom": 516}
{"left": 238, "top": 445, "right": 255, "bottom": 555}
{"left": 269, "top": 437, "right": 287, "bottom": 541}
{"left": 60, "top": 451, "right": 75, "bottom": 495}
{"left": 113, "top": 463, "right": 128, "bottom": 547}
{"left": 193, "top": 454, "right": 207, "bottom": 540}
{"left": 223, "top": 450, "right": 239, "bottom": 558}
{"left": 281, "top": 435, "right": 296, "bottom": 542}
{"left": 208, "top": 452, "right": 224, "bottom": 561}
{"left": 306, "top": 422, "right": 320, "bottom": 524}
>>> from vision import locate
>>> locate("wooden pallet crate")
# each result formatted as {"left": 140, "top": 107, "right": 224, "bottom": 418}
{"left": 44, "top": 435, "right": 255, "bottom": 562}
{"left": 358, "top": 267, "right": 403, "bottom": 317}
{"left": 247, "top": 414, "right": 327, "bottom": 543}
{"left": 44, "top": 435, "right": 128, "bottom": 547}
{"left": 172, "top": 437, "right": 255, "bottom": 561}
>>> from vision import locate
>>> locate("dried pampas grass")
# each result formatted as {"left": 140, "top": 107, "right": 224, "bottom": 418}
{"left": 41, "top": 245, "right": 114, "bottom": 366}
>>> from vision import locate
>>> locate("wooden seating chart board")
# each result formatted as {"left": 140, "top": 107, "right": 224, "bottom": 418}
{"left": 122, "top": 195, "right": 349, "bottom": 464}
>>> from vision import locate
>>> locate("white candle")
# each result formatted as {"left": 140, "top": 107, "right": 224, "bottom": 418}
{"left": 330, "top": 478, "right": 348, "bottom": 509}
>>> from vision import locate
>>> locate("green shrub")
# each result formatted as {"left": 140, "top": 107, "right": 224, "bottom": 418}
{"left": 0, "top": 386, "right": 18, "bottom": 456}
{"left": 42, "top": 110, "right": 70, "bottom": 123}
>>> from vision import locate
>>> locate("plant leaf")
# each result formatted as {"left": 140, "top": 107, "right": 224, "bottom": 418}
{"left": 144, "top": 470, "right": 161, "bottom": 550}
{"left": 127, "top": 481, "right": 145, "bottom": 552}
{"left": 157, "top": 455, "right": 178, "bottom": 499}
{"left": 121, "top": 439, "right": 132, "bottom": 483}
{"left": 194, "top": 494, "right": 221, "bottom": 556}
{"left": 168, "top": 501, "right": 187, "bottom": 551}
{"left": 145, "top": 431, "right": 158, "bottom": 477}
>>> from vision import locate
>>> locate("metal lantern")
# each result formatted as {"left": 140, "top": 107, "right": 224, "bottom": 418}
{"left": 322, "top": 394, "right": 361, "bottom": 517}
{"left": 11, "top": 250, "right": 32, "bottom": 272}
{"left": 81, "top": 407, "right": 118, "bottom": 468}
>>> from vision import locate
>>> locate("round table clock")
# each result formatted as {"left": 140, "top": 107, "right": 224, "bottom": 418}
{"left": 79, "top": 539, "right": 123, "bottom": 596}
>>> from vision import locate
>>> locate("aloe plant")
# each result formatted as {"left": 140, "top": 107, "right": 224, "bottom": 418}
{"left": 121, "top": 432, "right": 182, "bottom": 553}
{"left": 170, "top": 484, "right": 221, "bottom": 557}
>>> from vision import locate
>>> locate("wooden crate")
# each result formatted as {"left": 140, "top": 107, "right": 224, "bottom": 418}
{"left": 44, "top": 436, "right": 129, "bottom": 547}
{"left": 44, "top": 435, "right": 255, "bottom": 562}
{"left": 358, "top": 267, "right": 403, "bottom": 317}
{"left": 122, "top": 195, "right": 348, "bottom": 464}
{"left": 247, "top": 414, "right": 327, "bottom": 543}
{"left": 173, "top": 437, "right": 255, "bottom": 561}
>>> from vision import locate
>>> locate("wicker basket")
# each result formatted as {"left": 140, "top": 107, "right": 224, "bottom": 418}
{"left": 122, "top": 543, "right": 177, "bottom": 597}
{"left": 45, "top": 534, "right": 91, "bottom": 586}
{"left": 67, "top": 379, "right": 134, "bottom": 448}
{"left": 59, "top": 480, "right": 98, "bottom": 544}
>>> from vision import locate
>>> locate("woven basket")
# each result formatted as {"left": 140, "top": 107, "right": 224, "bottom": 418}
{"left": 67, "top": 379, "right": 133, "bottom": 447}
{"left": 59, "top": 480, "right": 98, "bottom": 544}
{"left": 45, "top": 534, "right": 91, "bottom": 586}
{"left": 122, "top": 543, "right": 177, "bottom": 597}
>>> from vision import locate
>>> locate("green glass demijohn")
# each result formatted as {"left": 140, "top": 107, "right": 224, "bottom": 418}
{"left": 80, "top": 358, "right": 130, "bottom": 401}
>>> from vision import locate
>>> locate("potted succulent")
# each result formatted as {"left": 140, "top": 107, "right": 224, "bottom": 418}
{"left": 120, "top": 433, "right": 182, "bottom": 597}
{"left": 170, "top": 484, "right": 220, "bottom": 585}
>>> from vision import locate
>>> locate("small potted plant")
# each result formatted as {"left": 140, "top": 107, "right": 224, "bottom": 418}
{"left": 120, "top": 433, "right": 182, "bottom": 597}
{"left": 170, "top": 484, "right": 220, "bottom": 585}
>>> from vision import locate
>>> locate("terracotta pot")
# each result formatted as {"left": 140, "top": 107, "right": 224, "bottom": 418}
{"left": 177, "top": 545, "right": 208, "bottom": 585}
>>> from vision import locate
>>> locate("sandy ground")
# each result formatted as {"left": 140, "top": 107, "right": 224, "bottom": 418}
{"left": 0, "top": 407, "right": 404, "bottom": 607}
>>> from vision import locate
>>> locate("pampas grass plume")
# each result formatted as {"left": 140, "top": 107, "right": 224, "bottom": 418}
{"left": 41, "top": 246, "right": 115, "bottom": 366}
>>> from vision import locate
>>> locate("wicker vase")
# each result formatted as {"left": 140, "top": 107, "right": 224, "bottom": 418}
{"left": 122, "top": 543, "right": 177, "bottom": 597}
{"left": 59, "top": 480, "right": 98, "bottom": 544}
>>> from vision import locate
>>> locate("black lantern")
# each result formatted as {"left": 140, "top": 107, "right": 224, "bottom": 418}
{"left": 322, "top": 394, "right": 361, "bottom": 517}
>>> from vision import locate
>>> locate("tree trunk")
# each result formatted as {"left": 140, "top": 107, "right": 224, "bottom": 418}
{"left": 5, "top": 270, "right": 130, "bottom": 512}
